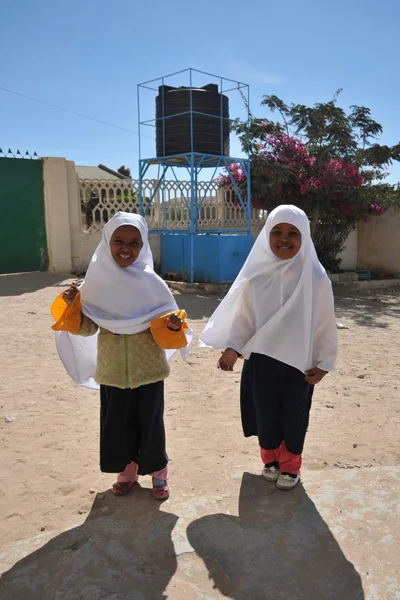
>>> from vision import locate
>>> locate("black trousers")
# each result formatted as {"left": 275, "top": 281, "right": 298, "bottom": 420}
{"left": 240, "top": 354, "right": 314, "bottom": 455}
{"left": 100, "top": 381, "right": 168, "bottom": 476}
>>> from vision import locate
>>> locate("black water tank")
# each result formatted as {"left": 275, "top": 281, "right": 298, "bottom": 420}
{"left": 156, "top": 84, "right": 229, "bottom": 157}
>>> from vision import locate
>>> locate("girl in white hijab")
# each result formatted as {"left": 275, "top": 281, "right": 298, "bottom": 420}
{"left": 52, "top": 212, "right": 192, "bottom": 500}
{"left": 200, "top": 205, "right": 337, "bottom": 490}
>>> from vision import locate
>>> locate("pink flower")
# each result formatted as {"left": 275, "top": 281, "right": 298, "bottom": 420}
{"left": 220, "top": 131, "right": 373, "bottom": 218}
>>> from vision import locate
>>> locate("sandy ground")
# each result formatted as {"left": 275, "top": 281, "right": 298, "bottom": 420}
{"left": 0, "top": 273, "right": 399, "bottom": 599}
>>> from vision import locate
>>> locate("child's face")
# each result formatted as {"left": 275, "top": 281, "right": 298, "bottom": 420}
{"left": 269, "top": 222, "right": 302, "bottom": 260}
{"left": 110, "top": 225, "right": 143, "bottom": 268}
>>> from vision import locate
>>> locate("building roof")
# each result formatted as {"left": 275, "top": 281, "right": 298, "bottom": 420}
{"left": 75, "top": 164, "right": 130, "bottom": 180}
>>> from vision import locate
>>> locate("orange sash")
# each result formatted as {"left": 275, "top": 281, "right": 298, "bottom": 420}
{"left": 51, "top": 291, "right": 82, "bottom": 334}
{"left": 150, "top": 310, "right": 188, "bottom": 349}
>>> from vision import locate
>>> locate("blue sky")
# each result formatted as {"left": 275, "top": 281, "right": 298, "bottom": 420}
{"left": 1, "top": 0, "right": 399, "bottom": 181}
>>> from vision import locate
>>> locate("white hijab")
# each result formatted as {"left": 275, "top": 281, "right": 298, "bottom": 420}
{"left": 199, "top": 205, "right": 338, "bottom": 374}
{"left": 56, "top": 212, "right": 192, "bottom": 389}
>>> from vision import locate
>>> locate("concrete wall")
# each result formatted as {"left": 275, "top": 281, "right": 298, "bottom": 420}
{"left": 43, "top": 156, "right": 359, "bottom": 275}
{"left": 358, "top": 209, "right": 400, "bottom": 275}
{"left": 43, "top": 157, "right": 161, "bottom": 274}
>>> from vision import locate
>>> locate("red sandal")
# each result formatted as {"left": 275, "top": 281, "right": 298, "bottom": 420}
{"left": 112, "top": 480, "right": 136, "bottom": 496}
{"left": 152, "top": 478, "right": 169, "bottom": 501}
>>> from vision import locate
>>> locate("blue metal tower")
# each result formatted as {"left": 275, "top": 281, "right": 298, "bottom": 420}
{"left": 137, "top": 67, "right": 252, "bottom": 283}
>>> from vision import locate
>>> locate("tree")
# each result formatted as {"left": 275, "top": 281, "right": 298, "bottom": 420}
{"left": 117, "top": 165, "right": 132, "bottom": 178}
{"left": 226, "top": 92, "right": 400, "bottom": 271}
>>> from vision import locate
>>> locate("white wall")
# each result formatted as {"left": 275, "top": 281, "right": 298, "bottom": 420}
{"left": 358, "top": 209, "right": 400, "bottom": 275}
{"left": 339, "top": 228, "right": 357, "bottom": 270}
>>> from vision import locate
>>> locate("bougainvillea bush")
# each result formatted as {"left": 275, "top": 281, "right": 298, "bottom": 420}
{"left": 222, "top": 94, "right": 400, "bottom": 272}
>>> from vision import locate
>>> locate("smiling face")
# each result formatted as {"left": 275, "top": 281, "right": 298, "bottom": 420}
{"left": 269, "top": 222, "right": 302, "bottom": 260}
{"left": 110, "top": 225, "right": 143, "bottom": 268}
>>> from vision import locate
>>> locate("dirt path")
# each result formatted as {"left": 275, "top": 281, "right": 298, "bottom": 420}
{"left": 0, "top": 274, "right": 399, "bottom": 599}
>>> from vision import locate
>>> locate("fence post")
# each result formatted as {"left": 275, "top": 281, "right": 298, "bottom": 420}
{"left": 42, "top": 157, "right": 73, "bottom": 273}
{"left": 152, "top": 179, "right": 161, "bottom": 229}
{"left": 217, "top": 185, "right": 226, "bottom": 229}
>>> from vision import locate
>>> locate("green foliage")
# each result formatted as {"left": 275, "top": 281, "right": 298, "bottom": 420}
{"left": 230, "top": 91, "right": 400, "bottom": 271}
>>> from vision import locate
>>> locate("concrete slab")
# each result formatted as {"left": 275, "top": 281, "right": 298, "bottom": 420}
{"left": 0, "top": 467, "right": 399, "bottom": 600}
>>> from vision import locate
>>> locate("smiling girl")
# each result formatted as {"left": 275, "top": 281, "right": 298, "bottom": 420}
{"left": 200, "top": 205, "right": 338, "bottom": 490}
{"left": 51, "top": 212, "right": 192, "bottom": 500}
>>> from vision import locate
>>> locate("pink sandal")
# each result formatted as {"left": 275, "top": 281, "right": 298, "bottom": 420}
{"left": 152, "top": 478, "right": 169, "bottom": 501}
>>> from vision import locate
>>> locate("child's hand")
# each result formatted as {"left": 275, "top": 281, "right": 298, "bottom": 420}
{"left": 166, "top": 313, "right": 183, "bottom": 331}
{"left": 218, "top": 348, "right": 239, "bottom": 372}
{"left": 304, "top": 367, "right": 327, "bottom": 385}
{"left": 62, "top": 283, "right": 79, "bottom": 307}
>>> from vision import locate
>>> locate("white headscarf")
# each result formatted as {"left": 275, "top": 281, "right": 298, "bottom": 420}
{"left": 56, "top": 212, "right": 192, "bottom": 389}
{"left": 199, "top": 205, "right": 338, "bottom": 373}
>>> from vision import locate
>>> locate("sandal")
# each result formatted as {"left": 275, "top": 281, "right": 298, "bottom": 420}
{"left": 112, "top": 480, "right": 136, "bottom": 496}
{"left": 262, "top": 464, "right": 280, "bottom": 482}
{"left": 152, "top": 478, "right": 169, "bottom": 501}
{"left": 276, "top": 473, "right": 300, "bottom": 490}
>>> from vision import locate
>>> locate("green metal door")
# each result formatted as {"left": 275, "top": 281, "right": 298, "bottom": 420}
{"left": 0, "top": 158, "right": 48, "bottom": 274}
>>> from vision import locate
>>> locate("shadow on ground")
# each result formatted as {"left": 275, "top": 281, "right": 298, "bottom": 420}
{"left": 187, "top": 472, "right": 365, "bottom": 600}
{"left": 0, "top": 474, "right": 366, "bottom": 600}
{"left": 0, "top": 484, "right": 178, "bottom": 600}
{"left": 0, "top": 273, "right": 70, "bottom": 297}
{"left": 335, "top": 287, "right": 400, "bottom": 328}
{"left": 173, "top": 291, "right": 221, "bottom": 321}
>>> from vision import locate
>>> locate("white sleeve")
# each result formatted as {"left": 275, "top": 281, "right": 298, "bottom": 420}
{"left": 226, "top": 283, "right": 256, "bottom": 354}
{"left": 312, "top": 278, "right": 338, "bottom": 372}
